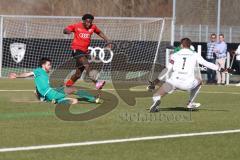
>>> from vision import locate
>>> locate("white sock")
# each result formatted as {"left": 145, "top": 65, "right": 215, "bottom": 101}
{"left": 189, "top": 85, "right": 201, "bottom": 104}
{"left": 152, "top": 96, "right": 161, "bottom": 102}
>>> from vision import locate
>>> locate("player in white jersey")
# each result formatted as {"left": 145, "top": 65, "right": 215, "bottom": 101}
{"left": 148, "top": 38, "right": 226, "bottom": 112}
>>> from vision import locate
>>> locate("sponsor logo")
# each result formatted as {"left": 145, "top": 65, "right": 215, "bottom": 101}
{"left": 88, "top": 47, "right": 113, "bottom": 64}
{"left": 79, "top": 33, "right": 90, "bottom": 38}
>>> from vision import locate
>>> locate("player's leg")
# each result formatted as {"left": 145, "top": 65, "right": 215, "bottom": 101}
{"left": 80, "top": 56, "right": 106, "bottom": 90}
{"left": 64, "top": 86, "right": 97, "bottom": 103}
{"left": 57, "top": 98, "right": 78, "bottom": 104}
{"left": 206, "top": 59, "right": 212, "bottom": 83}
{"left": 75, "top": 90, "right": 97, "bottom": 103}
{"left": 220, "top": 58, "right": 226, "bottom": 84}
{"left": 169, "top": 78, "right": 201, "bottom": 109}
{"left": 206, "top": 59, "right": 216, "bottom": 84}
{"left": 236, "top": 60, "right": 240, "bottom": 86}
{"left": 66, "top": 50, "right": 85, "bottom": 87}
{"left": 212, "top": 59, "right": 216, "bottom": 83}
{"left": 216, "top": 59, "right": 222, "bottom": 84}
{"left": 237, "top": 60, "right": 240, "bottom": 73}
{"left": 34, "top": 87, "right": 46, "bottom": 102}
{"left": 206, "top": 67, "right": 211, "bottom": 83}
{"left": 187, "top": 79, "right": 202, "bottom": 109}
{"left": 80, "top": 55, "right": 96, "bottom": 83}
{"left": 66, "top": 67, "right": 84, "bottom": 87}
{"left": 45, "top": 88, "right": 67, "bottom": 104}
{"left": 45, "top": 88, "right": 78, "bottom": 104}
{"left": 149, "top": 82, "right": 175, "bottom": 112}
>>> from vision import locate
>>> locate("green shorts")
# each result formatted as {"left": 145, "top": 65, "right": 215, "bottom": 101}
{"left": 45, "top": 87, "right": 66, "bottom": 103}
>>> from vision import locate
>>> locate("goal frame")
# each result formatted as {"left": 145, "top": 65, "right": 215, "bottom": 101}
{"left": 0, "top": 15, "right": 174, "bottom": 80}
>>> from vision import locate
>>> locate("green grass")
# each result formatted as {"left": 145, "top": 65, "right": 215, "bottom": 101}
{"left": 0, "top": 79, "right": 240, "bottom": 160}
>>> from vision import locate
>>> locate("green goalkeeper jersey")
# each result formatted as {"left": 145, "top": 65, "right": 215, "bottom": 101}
{"left": 32, "top": 67, "right": 96, "bottom": 103}
{"left": 33, "top": 67, "right": 66, "bottom": 103}
{"left": 33, "top": 67, "right": 51, "bottom": 97}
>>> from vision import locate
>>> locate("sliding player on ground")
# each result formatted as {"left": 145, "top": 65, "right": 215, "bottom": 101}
{"left": 63, "top": 13, "right": 111, "bottom": 89}
{"left": 9, "top": 58, "right": 98, "bottom": 104}
{"left": 148, "top": 38, "right": 227, "bottom": 112}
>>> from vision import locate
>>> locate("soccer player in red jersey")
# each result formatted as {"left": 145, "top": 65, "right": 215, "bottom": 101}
{"left": 63, "top": 14, "right": 111, "bottom": 89}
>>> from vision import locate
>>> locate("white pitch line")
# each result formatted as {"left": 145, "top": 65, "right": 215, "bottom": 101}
{"left": 0, "top": 89, "right": 239, "bottom": 94}
{"left": 0, "top": 129, "right": 240, "bottom": 153}
{"left": 0, "top": 90, "right": 34, "bottom": 92}
{"left": 200, "top": 91, "right": 240, "bottom": 95}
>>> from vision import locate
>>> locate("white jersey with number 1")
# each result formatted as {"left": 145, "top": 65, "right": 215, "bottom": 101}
{"left": 166, "top": 48, "right": 219, "bottom": 90}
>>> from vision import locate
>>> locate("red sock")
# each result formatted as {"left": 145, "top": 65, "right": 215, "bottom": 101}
{"left": 65, "top": 79, "right": 74, "bottom": 87}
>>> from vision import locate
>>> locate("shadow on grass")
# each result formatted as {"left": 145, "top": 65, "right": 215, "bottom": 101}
{"left": 159, "top": 107, "right": 229, "bottom": 112}
{"left": 160, "top": 107, "right": 198, "bottom": 112}
{"left": 198, "top": 108, "right": 230, "bottom": 112}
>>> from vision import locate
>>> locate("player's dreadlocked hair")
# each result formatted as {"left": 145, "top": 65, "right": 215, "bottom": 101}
{"left": 39, "top": 57, "right": 52, "bottom": 67}
{"left": 82, "top": 14, "right": 94, "bottom": 21}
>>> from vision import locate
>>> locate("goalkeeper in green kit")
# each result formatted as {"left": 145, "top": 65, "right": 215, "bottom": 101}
{"left": 9, "top": 57, "right": 98, "bottom": 104}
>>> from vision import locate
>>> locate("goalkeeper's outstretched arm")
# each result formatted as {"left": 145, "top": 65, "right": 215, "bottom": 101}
{"left": 8, "top": 72, "right": 34, "bottom": 79}
{"left": 147, "top": 63, "right": 173, "bottom": 91}
{"left": 196, "top": 54, "right": 225, "bottom": 71}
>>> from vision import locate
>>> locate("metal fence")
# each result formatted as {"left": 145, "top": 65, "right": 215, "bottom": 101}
{"left": 175, "top": 25, "right": 240, "bottom": 43}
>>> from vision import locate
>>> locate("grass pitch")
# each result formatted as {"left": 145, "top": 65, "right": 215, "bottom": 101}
{"left": 0, "top": 79, "right": 240, "bottom": 160}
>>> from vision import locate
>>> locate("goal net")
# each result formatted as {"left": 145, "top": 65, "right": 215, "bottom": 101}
{"left": 0, "top": 16, "right": 172, "bottom": 84}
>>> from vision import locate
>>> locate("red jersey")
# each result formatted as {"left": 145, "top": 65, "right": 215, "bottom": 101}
{"left": 65, "top": 22, "right": 101, "bottom": 53}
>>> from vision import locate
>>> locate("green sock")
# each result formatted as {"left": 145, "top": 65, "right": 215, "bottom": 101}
{"left": 75, "top": 90, "right": 96, "bottom": 103}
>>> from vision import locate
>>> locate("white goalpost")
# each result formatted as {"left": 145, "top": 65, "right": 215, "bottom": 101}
{"left": 0, "top": 15, "right": 173, "bottom": 83}
{"left": 0, "top": 16, "right": 3, "bottom": 77}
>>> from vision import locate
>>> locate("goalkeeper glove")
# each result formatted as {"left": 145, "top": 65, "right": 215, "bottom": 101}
{"left": 226, "top": 68, "right": 235, "bottom": 74}
{"left": 218, "top": 68, "right": 226, "bottom": 72}
{"left": 147, "top": 81, "right": 155, "bottom": 92}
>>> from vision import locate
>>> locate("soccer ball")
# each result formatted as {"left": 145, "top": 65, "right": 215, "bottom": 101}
{"left": 95, "top": 98, "right": 100, "bottom": 104}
